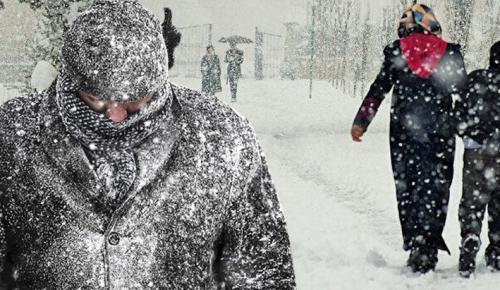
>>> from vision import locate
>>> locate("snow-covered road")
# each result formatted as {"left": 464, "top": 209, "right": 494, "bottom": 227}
{"left": 174, "top": 77, "right": 500, "bottom": 290}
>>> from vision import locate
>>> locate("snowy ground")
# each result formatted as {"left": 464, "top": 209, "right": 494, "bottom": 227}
{"left": 172, "top": 77, "right": 500, "bottom": 290}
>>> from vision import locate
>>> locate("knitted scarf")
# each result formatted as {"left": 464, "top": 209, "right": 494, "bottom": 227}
{"left": 56, "top": 73, "right": 172, "bottom": 210}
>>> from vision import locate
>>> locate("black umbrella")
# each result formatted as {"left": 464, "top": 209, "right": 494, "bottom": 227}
{"left": 219, "top": 35, "right": 253, "bottom": 44}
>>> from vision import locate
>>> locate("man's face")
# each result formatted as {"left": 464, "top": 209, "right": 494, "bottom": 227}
{"left": 79, "top": 91, "right": 152, "bottom": 122}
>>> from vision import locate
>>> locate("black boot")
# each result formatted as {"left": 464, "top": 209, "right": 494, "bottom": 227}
{"left": 486, "top": 244, "right": 500, "bottom": 271}
{"left": 458, "top": 235, "right": 481, "bottom": 278}
{"left": 407, "top": 246, "right": 438, "bottom": 274}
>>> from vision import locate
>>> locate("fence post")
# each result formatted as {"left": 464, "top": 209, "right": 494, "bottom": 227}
{"left": 309, "top": 4, "right": 316, "bottom": 99}
{"left": 208, "top": 24, "right": 213, "bottom": 45}
{"left": 255, "top": 27, "right": 264, "bottom": 80}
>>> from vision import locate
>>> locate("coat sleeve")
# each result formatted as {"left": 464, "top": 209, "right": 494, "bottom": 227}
{"left": 201, "top": 56, "right": 209, "bottom": 76}
{"left": 353, "top": 43, "right": 397, "bottom": 130}
{"left": 455, "top": 70, "right": 491, "bottom": 141}
{"left": 216, "top": 56, "right": 221, "bottom": 76}
{"left": 218, "top": 143, "right": 295, "bottom": 289}
{"left": 454, "top": 71, "right": 476, "bottom": 137}
{"left": 236, "top": 51, "right": 244, "bottom": 65}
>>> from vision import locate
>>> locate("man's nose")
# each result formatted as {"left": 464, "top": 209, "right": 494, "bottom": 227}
{"left": 105, "top": 103, "right": 128, "bottom": 122}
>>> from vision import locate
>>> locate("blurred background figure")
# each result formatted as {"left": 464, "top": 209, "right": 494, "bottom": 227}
{"left": 161, "top": 7, "right": 181, "bottom": 70}
{"left": 200, "top": 44, "right": 222, "bottom": 96}
{"left": 225, "top": 41, "right": 244, "bottom": 102}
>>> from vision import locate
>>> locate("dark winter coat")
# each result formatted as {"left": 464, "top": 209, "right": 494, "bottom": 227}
{"left": 201, "top": 54, "right": 222, "bottom": 95}
{"left": 0, "top": 84, "right": 295, "bottom": 289}
{"left": 353, "top": 33, "right": 467, "bottom": 252}
{"left": 455, "top": 50, "right": 500, "bottom": 149}
{"left": 225, "top": 49, "right": 244, "bottom": 79}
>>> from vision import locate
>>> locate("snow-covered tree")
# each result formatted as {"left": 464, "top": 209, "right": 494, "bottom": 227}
{"left": 14, "top": 0, "right": 90, "bottom": 91}
{"left": 445, "top": 0, "right": 474, "bottom": 57}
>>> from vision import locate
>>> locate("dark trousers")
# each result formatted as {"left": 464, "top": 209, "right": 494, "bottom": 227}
{"left": 459, "top": 149, "right": 500, "bottom": 246}
{"left": 390, "top": 123, "right": 455, "bottom": 252}
{"left": 229, "top": 75, "right": 239, "bottom": 99}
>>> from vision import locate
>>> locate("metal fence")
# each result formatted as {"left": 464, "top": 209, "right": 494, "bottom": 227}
{"left": 255, "top": 27, "right": 284, "bottom": 79}
{"left": 169, "top": 24, "right": 213, "bottom": 78}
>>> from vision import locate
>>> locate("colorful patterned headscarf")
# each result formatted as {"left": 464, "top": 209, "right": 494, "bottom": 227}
{"left": 398, "top": 4, "right": 442, "bottom": 38}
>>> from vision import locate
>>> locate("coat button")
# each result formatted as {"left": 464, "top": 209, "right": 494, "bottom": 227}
{"left": 108, "top": 232, "right": 120, "bottom": 246}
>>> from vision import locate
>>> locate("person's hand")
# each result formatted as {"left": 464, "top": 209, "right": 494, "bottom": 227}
{"left": 351, "top": 125, "right": 365, "bottom": 142}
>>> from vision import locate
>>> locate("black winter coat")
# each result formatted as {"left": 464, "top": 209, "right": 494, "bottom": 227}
{"left": 354, "top": 34, "right": 467, "bottom": 136}
{"left": 455, "top": 67, "right": 500, "bottom": 148}
{"left": 353, "top": 33, "right": 467, "bottom": 252}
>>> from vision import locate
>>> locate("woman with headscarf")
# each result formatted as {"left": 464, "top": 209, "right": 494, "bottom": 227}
{"left": 351, "top": 4, "right": 467, "bottom": 273}
{"left": 201, "top": 45, "right": 222, "bottom": 96}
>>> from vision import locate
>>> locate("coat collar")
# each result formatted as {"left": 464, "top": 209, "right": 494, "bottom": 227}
{"left": 37, "top": 83, "right": 183, "bottom": 218}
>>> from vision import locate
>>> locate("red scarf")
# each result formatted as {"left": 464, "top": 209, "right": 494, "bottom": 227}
{"left": 400, "top": 33, "right": 448, "bottom": 79}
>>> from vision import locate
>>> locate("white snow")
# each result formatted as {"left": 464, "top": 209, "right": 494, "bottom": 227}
{"left": 173, "top": 77, "right": 500, "bottom": 290}
{"left": 30, "top": 61, "right": 57, "bottom": 93}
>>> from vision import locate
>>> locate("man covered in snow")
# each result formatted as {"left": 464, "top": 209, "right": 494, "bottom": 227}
{"left": 0, "top": 0, "right": 295, "bottom": 288}
{"left": 351, "top": 4, "right": 467, "bottom": 273}
{"left": 455, "top": 41, "right": 500, "bottom": 277}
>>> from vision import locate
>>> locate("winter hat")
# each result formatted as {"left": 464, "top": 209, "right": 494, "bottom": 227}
{"left": 398, "top": 4, "right": 442, "bottom": 38}
{"left": 490, "top": 41, "right": 500, "bottom": 70}
{"left": 61, "top": 0, "right": 169, "bottom": 102}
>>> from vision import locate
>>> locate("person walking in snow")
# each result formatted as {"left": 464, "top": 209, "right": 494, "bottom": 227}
{"left": 0, "top": 1, "right": 295, "bottom": 288}
{"left": 225, "top": 42, "right": 244, "bottom": 102}
{"left": 351, "top": 4, "right": 467, "bottom": 273}
{"left": 201, "top": 45, "right": 222, "bottom": 96}
{"left": 454, "top": 41, "right": 500, "bottom": 277}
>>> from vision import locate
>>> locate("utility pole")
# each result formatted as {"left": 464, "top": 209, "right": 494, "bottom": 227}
{"left": 308, "top": 2, "right": 316, "bottom": 99}
{"left": 208, "top": 24, "right": 213, "bottom": 45}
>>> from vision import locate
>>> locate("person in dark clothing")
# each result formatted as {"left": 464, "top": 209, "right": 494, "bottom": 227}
{"left": 201, "top": 45, "right": 222, "bottom": 96}
{"left": 0, "top": 1, "right": 296, "bottom": 288}
{"left": 161, "top": 7, "right": 181, "bottom": 70}
{"left": 351, "top": 4, "right": 467, "bottom": 273}
{"left": 455, "top": 41, "right": 500, "bottom": 277}
{"left": 225, "top": 42, "right": 244, "bottom": 102}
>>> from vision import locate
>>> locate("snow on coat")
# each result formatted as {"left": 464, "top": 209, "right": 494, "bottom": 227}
{"left": 353, "top": 33, "right": 467, "bottom": 253}
{"left": 455, "top": 43, "right": 500, "bottom": 150}
{"left": 225, "top": 49, "right": 244, "bottom": 79}
{"left": 0, "top": 83, "right": 295, "bottom": 289}
{"left": 201, "top": 54, "right": 222, "bottom": 95}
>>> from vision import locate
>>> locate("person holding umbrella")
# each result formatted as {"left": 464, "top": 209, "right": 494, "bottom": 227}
{"left": 219, "top": 36, "right": 252, "bottom": 102}
{"left": 225, "top": 41, "right": 244, "bottom": 102}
